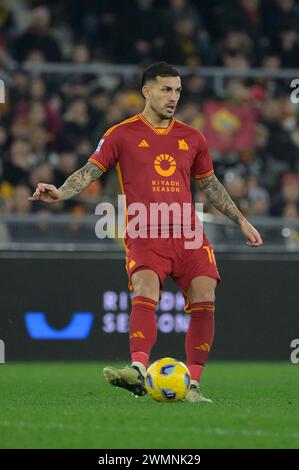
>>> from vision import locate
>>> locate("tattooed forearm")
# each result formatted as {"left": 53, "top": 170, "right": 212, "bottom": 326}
{"left": 58, "top": 162, "right": 103, "bottom": 200}
{"left": 197, "top": 173, "right": 245, "bottom": 224}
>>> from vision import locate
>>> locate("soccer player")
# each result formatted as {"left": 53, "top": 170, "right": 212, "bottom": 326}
{"left": 29, "top": 62, "right": 262, "bottom": 403}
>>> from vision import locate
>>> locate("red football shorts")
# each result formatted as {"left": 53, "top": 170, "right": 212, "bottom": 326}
{"left": 124, "top": 234, "right": 221, "bottom": 312}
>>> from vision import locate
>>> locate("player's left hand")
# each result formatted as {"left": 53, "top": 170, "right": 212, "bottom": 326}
{"left": 240, "top": 219, "right": 263, "bottom": 247}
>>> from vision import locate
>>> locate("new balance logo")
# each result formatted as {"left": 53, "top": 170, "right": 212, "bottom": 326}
{"left": 138, "top": 140, "right": 150, "bottom": 147}
{"left": 178, "top": 139, "right": 189, "bottom": 150}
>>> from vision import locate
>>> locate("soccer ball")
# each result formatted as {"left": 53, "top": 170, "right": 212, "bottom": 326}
{"left": 145, "top": 357, "right": 191, "bottom": 402}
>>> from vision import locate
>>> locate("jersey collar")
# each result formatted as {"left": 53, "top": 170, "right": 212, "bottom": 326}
{"left": 138, "top": 114, "right": 175, "bottom": 135}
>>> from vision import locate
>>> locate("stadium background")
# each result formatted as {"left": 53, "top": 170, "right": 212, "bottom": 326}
{"left": 0, "top": 0, "right": 299, "bottom": 362}
{"left": 1, "top": 0, "right": 299, "bottom": 451}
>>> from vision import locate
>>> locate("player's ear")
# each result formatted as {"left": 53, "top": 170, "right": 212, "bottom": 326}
{"left": 142, "top": 85, "right": 150, "bottom": 100}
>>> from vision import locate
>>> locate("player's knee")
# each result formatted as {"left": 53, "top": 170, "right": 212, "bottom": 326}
{"left": 133, "top": 279, "right": 159, "bottom": 302}
{"left": 189, "top": 289, "right": 215, "bottom": 304}
{"left": 134, "top": 285, "right": 159, "bottom": 302}
{"left": 131, "top": 270, "right": 160, "bottom": 302}
{"left": 188, "top": 277, "right": 217, "bottom": 304}
{"left": 199, "top": 290, "right": 215, "bottom": 302}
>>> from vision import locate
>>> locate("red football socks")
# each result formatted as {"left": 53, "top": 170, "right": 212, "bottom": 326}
{"left": 185, "top": 301, "right": 215, "bottom": 383}
{"left": 129, "top": 296, "right": 157, "bottom": 369}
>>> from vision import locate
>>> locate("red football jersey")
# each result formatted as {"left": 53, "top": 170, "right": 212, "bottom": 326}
{"left": 89, "top": 114, "right": 214, "bottom": 234}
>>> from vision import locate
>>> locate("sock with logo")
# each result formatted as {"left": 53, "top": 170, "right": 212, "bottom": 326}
{"left": 129, "top": 295, "right": 157, "bottom": 371}
{"left": 185, "top": 301, "right": 215, "bottom": 384}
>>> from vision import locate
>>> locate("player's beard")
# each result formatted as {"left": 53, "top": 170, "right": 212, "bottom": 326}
{"left": 151, "top": 102, "right": 174, "bottom": 121}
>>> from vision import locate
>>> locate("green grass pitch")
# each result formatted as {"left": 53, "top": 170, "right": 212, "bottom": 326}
{"left": 0, "top": 362, "right": 298, "bottom": 449}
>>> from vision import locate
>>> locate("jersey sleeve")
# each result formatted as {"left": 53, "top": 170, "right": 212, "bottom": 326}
{"left": 88, "top": 130, "right": 119, "bottom": 172}
{"left": 191, "top": 133, "right": 214, "bottom": 180}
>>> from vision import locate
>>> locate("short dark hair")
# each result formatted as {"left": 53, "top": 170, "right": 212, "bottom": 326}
{"left": 141, "top": 61, "right": 180, "bottom": 90}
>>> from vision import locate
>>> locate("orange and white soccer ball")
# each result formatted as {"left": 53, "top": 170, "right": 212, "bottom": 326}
{"left": 145, "top": 357, "right": 191, "bottom": 402}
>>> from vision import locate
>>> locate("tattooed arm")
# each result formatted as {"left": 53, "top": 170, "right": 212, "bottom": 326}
{"left": 197, "top": 173, "right": 244, "bottom": 224}
{"left": 197, "top": 173, "right": 263, "bottom": 246}
{"left": 29, "top": 162, "right": 104, "bottom": 203}
{"left": 58, "top": 162, "right": 103, "bottom": 200}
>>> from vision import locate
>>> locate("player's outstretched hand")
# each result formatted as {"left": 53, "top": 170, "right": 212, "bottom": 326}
{"left": 240, "top": 219, "right": 263, "bottom": 247}
{"left": 28, "top": 183, "right": 61, "bottom": 203}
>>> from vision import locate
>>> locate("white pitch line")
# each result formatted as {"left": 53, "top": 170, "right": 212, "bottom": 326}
{"left": 0, "top": 421, "right": 299, "bottom": 440}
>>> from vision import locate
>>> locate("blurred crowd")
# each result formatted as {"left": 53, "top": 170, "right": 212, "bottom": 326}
{"left": 0, "top": 0, "right": 299, "bottom": 220}
{"left": 3, "top": 0, "right": 299, "bottom": 67}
